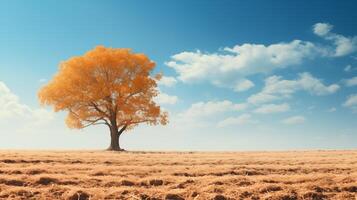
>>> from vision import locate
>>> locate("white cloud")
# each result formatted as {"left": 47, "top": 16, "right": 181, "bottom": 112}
{"left": 344, "top": 65, "right": 356, "bottom": 72}
{"left": 212, "top": 78, "right": 255, "bottom": 93}
{"left": 0, "top": 81, "right": 54, "bottom": 127}
{"left": 253, "top": 103, "right": 290, "bottom": 114}
{"left": 154, "top": 91, "right": 178, "bottom": 105}
{"left": 343, "top": 94, "right": 357, "bottom": 112}
{"left": 298, "top": 73, "right": 340, "bottom": 95}
{"left": 217, "top": 114, "right": 256, "bottom": 127}
{"left": 345, "top": 76, "right": 357, "bottom": 87}
{"left": 233, "top": 79, "right": 255, "bottom": 92}
{"left": 313, "top": 22, "right": 357, "bottom": 57}
{"left": 332, "top": 35, "right": 357, "bottom": 56}
{"left": 282, "top": 115, "right": 306, "bottom": 125}
{"left": 166, "top": 40, "right": 320, "bottom": 88}
{"left": 247, "top": 93, "right": 279, "bottom": 105}
{"left": 179, "top": 100, "right": 247, "bottom": 119}
{"left": 171, "top": 100, "right": 248, "bottom": 128}
{"left": 327, "top": 107, "right": 337, "bottom": 112}
{"left": 158, "top": 76, "right": 177, "bottom": 87}
{"left": 313, "top": 23, "right": 333, "bottom": 37}
{"left": 0, "top": 82, "right": 28, "bottom": 119}
{"left": 248, "top": 73, "right": 339, "bottom": 104}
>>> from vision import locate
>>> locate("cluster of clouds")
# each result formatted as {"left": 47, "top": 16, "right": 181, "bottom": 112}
{"left": 157, "top": 22, "right": 357, "bottom": 128}
{"left": 179, "top": 100, "right": 247, "bottom": 119}
{"left": 172, "top": 99, "right": 307, "bottom": 127}
{"left": 2, "top": 22, "right": 356, "bottom": 135}
{"left": 247, "top": 72, "right": 340, "bottom": 104}
{"left": 313, "top": 23, "right": 357, "bottom": 57}
{"left": 0, "top": 81, "right": 54, "bottom": 132}
{"left": 157, "top": 76, "right": 177, "bottom": 87}
{"left": 155, "top": 76, "right": 178, "bottom": 105}
{"left": 157, "top": 70, "right": 349, "bottom": 128}
{"left": 154, "top": 90, "right": 178, "bottom": 105}
{"left": 166, "top": 40, "right": 319, "bottom": 91}
{"left": 165, "top": 22, "right": 357, "bottom": 94}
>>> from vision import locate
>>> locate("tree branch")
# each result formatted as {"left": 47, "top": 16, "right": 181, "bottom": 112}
{"left": 90, "top": 102, "right": 109, "bottom": 117}
{"left": 118, "top": 124, "right": 127, "bottom": 135}
{"left": 69, "top": 107, "right": 111, "bottom": 127}
{"left": 123, "top": 90, "right": 143, "bottom": 104}
{"left": 128, "top": 119, "right": 151, "bottom": 124}
{"left": 84, "top": 117, "right": 110, "bottom": 126}
{"left": 82, "top": 121, "right": 108, "bottom": 128}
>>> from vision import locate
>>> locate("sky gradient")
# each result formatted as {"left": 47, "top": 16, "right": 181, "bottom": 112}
{"left": 0, "top": 0, "right": 356, "bottom": 150}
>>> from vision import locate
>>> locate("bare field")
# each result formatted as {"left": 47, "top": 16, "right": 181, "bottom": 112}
{"left": 0, "top": 150, "right": 356, "bottom": 200}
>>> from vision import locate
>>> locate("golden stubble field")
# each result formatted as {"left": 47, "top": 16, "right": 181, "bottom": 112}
{"left": 0, "top": 150, "right": 356, "bottom": 200}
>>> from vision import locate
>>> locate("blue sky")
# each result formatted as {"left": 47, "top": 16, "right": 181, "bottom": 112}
{"left": 0, "top": 0, "right": 356, "bottom": 150}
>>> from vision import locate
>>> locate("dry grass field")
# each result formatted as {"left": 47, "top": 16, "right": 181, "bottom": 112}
{"left": 0, "top": 150, "right": 356, "bottom": 200}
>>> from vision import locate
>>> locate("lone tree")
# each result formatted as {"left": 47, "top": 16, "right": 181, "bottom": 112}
{"left": 39, "top": 46, "right": 168, "bottom": 151}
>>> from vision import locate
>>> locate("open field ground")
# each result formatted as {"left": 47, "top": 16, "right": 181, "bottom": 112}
{"left": 0, "top": 150, "right": 356, "bottom": 200}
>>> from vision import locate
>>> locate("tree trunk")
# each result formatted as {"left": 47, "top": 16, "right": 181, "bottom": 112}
{"left": 107, "top": 124, "right": 127, "bottom": 151}
{"left": 107, "top": 126, "right": 122, "bottom": 151}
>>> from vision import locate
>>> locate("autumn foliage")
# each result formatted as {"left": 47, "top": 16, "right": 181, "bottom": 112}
{"left": 38, "top": 46, "right": 168, "bottom": 151}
